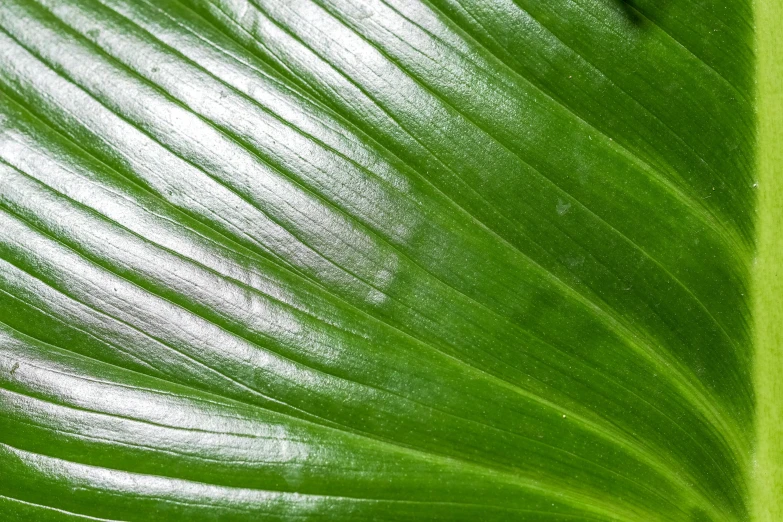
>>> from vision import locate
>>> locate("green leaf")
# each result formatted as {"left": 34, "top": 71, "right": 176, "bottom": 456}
{"left": 0, "top": 0, "right": 778, "bottom": 520}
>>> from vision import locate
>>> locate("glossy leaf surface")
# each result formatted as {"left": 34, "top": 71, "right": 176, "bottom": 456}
{"left": 0, "top": 0, "right": 774, "bottom": 520}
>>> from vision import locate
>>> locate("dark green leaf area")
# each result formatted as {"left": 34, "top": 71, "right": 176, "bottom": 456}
{"left": 0, "top": 0, "right": 754, "bottom": 520}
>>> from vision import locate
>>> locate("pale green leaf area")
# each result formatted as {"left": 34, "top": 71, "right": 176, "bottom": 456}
{"left": 0, "top": 0, "right": 778, "bottom": 520}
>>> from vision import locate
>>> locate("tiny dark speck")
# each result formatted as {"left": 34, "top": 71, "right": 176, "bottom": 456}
{"left": 10, "top": 362, "right": 19, "bottom": 375}
{"left": 86, "top": 29, "right": 100, "bottom": 38}
{"left": 152, "top": 67, "right": 159, "bottom": 73}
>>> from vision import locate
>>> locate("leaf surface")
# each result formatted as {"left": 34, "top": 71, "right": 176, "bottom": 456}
{"left": 0, "top": 0, "right": 772, "bottom": 520}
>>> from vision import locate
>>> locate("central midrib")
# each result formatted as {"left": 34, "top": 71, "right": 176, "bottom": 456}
{"left": 752, "top": 0, "right": 783, "bottom": 520}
